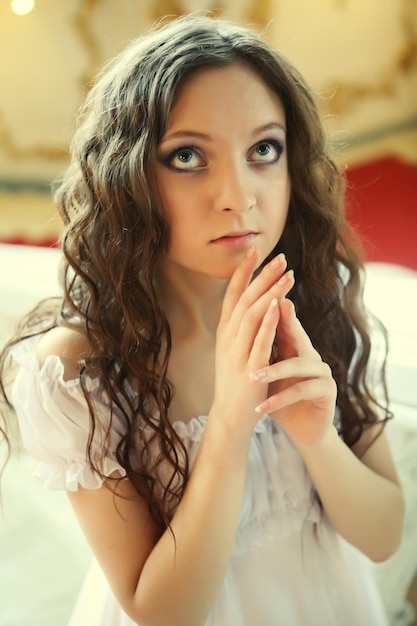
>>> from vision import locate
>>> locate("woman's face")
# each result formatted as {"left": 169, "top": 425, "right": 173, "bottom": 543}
{"left": 154, "top": 63, "right": 291, "bottom": 279}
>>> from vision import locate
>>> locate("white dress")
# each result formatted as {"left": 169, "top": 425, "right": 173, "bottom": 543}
{"left": 11, "top": 337, "right": 389, "bottom": 626}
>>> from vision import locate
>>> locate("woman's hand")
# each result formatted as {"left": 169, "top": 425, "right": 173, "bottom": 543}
{"left": 210, "top": 247, "right": 294, "bottom": 435}
{"left": 249, "top": 297, "right": 337, "bottom": 448}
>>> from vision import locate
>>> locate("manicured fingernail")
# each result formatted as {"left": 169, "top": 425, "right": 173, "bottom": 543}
{"left": 268, "top": 297, "right": 278, "bottom": 313}
{"left": 277, "top": 269, "right": 294, "bottom": 286}
{"left": 249, "top": 369, "right": 267, "bottom": 381}
{"left": 246, "top": 246, "right": 256, "bottom": 259}
{"left": 269, "top": 253, "right": 285, "bottom": 270}
{"left": 255, "top": 401, "right": 268, "bottom": 414}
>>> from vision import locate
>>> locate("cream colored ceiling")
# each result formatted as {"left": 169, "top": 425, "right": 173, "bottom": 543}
{"left": 0, "top": 0, "right": 416, "bottom": 183}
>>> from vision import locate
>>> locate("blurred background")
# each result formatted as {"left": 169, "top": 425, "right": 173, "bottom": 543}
{"left": 0, "top": 2, "right": 416, "bottom": 626}
{"left": 0, "top": 0, "right": 416, "bottom": 266}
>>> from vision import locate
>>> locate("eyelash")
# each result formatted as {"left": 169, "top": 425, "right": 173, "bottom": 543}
{"left": 164, "top": 146, "right": 205, "bottom": 171}
{"left": 162, "top": 138, "right": 285, "bottom": 172}
{"left": 250, "top": 139, "right": 284, "bottom": 163}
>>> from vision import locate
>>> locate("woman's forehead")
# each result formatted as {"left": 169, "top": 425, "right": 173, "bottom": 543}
{"left": 164, "top": 63, "right": 285, "bottom": 133}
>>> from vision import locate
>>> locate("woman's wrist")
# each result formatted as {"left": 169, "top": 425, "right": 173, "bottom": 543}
{"left": 202, "top": 406, "right": 254, "bottom": 470}
{"left": 292, "top": 423, "right": 340, "bottom": 460}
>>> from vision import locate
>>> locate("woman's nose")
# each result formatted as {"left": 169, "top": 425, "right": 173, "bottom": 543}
{"left": 211, "top": 161, "right": 256, "bottom": 213}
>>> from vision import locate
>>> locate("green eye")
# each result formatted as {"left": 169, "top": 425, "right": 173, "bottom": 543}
{"left": 167, "top": 147, "right": 206, "bottom": 171}
{"left": 257, "top": 143, "right": 272, "bottom": 156}
{"left": 249, "top": 140, "right": 284, "bottom": 163}
{"left": 177, "top": 150, "right": 194, "bottom": 164}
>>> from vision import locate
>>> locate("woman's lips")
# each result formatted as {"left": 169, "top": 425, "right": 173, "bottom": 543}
{"left": 211, "top": 232, "right": 258, "bottom": 248}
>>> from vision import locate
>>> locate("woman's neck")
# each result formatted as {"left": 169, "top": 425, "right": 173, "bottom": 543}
{"left": 155, "top": 260, "right": 229, "bottom": 339}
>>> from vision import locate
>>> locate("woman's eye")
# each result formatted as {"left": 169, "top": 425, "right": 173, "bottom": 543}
{"left": 249, "top": 140, "right": 283, "bottom": 163}
{"left": 168, "top": 148, "right": 205, "bottom": 171}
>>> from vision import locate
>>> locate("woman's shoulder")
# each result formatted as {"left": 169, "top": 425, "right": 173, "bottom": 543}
{"left": 35, "top": 325, "right": 90, "bottom": 381}
{"left": 12, "top": 325, "right": 127, "bottom": 491}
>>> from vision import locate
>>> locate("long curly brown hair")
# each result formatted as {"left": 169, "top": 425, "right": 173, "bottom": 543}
{"left": 0, "top": 14, "right": 390, "bottom": 528}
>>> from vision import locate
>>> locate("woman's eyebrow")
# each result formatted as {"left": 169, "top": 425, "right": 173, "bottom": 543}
{"left": 160, "top": 130, "right": 212, "bottom": 144}
{"left": 161, "top": 122, "right": 286, "bottom": 144}
{"left": 252, "top": 122, "right": 286, "bottom": 135}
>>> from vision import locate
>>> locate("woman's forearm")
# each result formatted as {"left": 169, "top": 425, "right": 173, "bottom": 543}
{"left": 133, "top": 418, "right": 251, "bottom": 626}
{"left": 297, "top": 425, "right": 404, "bottom": 562}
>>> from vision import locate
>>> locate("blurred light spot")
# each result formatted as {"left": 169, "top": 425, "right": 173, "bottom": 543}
{"left": 11, "top": 0, "right": 35, "bottom": 16}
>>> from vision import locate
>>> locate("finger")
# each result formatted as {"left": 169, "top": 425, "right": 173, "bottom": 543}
{"left": 231, "top": 254, "right": 288, "bottom": 326}
{"left": 249, "top": 356, "right": 329, "bottom": 384}
{"left": 234, "top": 268, "right": 293, "bottom": 337}
{"left": 277, "top": 298, "right": 317, "bottom": 358}
{"left": 220, "top": 246, "right": 260, "bottom": 323}
{"left": 248, "top": 297, "right": 280, "bottom": 369}
{"left": 255, "top": 375, "right": 337, "bottom": 415}
{"left": 234, "top": 271, "right": 294, "bottom": 360}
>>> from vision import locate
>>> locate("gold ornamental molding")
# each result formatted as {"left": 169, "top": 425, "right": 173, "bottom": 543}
{"left": 148, "top": 0, "right": 272, "bottom": 28}
{"left": 247, "top": 0, "right": 272, "bottom": 30}
{"left": 73, "top": 0, "right": 102, "bottom": 90}
{"left": 328, "top": 0, "right": 417, "bottom": 115}
{"left": 0, "top": 111, "right": 68, "bottom": 161}
{"left": 1, "top": 0, "right": 415, "bottom": 164}
{"left": 148, "top": 0, "right": 211, "bottom": 22}
{"left": 0, "top": 0, "right": 101, "bottom": 164}
{"left": 0, "top": 0, "right": 274, "bottom": 166}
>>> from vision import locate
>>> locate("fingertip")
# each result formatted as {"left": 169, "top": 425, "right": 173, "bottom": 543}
{"left": 245, "top": 245, "right": 258, "bottom": 260}
{"left": 280, "top": 298, "right": 296, "bottom": 321}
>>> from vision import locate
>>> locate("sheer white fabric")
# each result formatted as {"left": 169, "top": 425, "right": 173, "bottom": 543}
{"left": 11, "top": 337, "right": 389, "bottom": 626}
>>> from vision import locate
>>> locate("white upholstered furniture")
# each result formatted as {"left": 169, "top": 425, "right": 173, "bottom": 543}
{"left": 364, "top": 263, "right": 417, "bottom": 626}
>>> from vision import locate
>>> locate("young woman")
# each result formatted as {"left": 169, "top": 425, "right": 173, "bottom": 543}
{"left": 0, "top": 14, "right": 404, "bottom": 626}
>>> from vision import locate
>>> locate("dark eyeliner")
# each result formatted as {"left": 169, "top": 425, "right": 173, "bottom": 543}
{"left": 250, "top": 138, "right": 285, "bottom": 164}
{"left": 160, "top": 145, "right": 200, "bottom": 171}
{"left": 263, "top": 138, "right": 284, "bottom": 159}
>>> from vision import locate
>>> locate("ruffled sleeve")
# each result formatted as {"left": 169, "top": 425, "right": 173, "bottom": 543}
{"left": 10, "top": 337, "right": 126, "bottom": 491}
